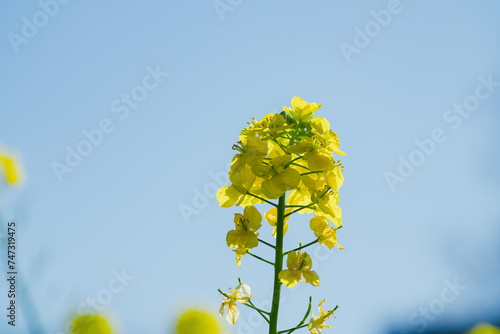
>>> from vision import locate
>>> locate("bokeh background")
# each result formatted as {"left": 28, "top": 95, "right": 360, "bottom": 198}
{"left": 1, "top": 0, "right": 499, "bottom": 333}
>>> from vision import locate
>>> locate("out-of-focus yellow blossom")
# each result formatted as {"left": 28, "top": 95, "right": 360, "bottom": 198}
{"left": 176, "top": 310, "right": 221, "bottom": 334}
{"left": 226, "top": 206, "right": 262, "bottom": 266}
{"left": 264, "top": 207, "right": 292, "bottom": 237}
{"left": 308, "top": 299, "right": 335, "bottom": 334}
{"left": 279, "top": 250, "right": 319, "bottom": 288}
{"left": 468, "top": 323, "right": 500, "bottom": 334}
{"left": 219, "top": 283, "right": 252, "bottom": 324}
{"left": 71, "top": 315, "right": 112, "bottom": 334}
{"left": 0, "top": 151, "right": 20, "bottom": 184}
{"left": 283, "top": 96, "right": 322, "bottom": 122}
{"left": 310, "top": 216, "right": 344, "bottom": 250}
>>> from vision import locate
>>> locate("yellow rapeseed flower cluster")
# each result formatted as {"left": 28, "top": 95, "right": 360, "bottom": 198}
{"left": 217, "top": 97, "right": 344, "bottom": 332}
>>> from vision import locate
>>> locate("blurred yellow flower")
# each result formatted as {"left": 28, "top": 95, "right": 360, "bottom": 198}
{"left": 176, "top": 310, "right": 221, "bottom": 334}
{"left": 71, "top": 315, "right": 112, "bottom": 334}
{"left": 468, "top": 323, "right": 500, "bottom": 334}
{"left": 219, "top": 283, "right": 252, "bottom": 324}
{"left": 0, "top": 151, "right": 20, "bottom": 184}
{"left": 279, "top": 250, "right": 319, "bottom": 288}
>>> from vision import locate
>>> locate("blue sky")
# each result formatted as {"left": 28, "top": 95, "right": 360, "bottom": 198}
{"left": 1, "top": 1, "right": 499, "bottom": 333}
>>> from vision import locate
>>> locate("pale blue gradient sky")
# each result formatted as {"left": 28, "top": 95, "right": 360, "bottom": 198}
{"left": 1, "top": 1, "right": 499, "bottom": 333}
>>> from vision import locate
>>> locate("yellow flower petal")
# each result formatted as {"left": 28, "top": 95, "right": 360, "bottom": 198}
{"left": 278, "top": 269, "right": 301, "bottom": 288}
{"left": 216, "top": 186, "right": 242, "bottom": 207}
{"left": 305, "top": 149, "right": 334, "bottom": 172}
{"left": 302, "top": 270, "right": 320, "bottom": 287}
{"left": 243, "top": 206, "right": 262, "bottom": 230}
{"left": 226, "top": 302, "right": 239, "bottom": 324}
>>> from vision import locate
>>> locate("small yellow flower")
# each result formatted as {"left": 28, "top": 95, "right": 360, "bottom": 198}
{"left": 283, "top": 96, "right": 322, "bottom": 122}
{"left": 279, "top": 250, "right": 319, "bottom": 288}
{"left": 301, "top": 175, "right": 342, "bottom": 227}
{"left": 226, "top": 206, "right": 262, "bottom": 266}
{"left": 310, "top": 116, "right": 345, "bottom": 157}
{"left": 310, "top": 215, "right": 344, "bottom": 250}
{"left": 219, "top": 283, "right": 252, "bottom": 324}
{"left": 176, "top": 310, "right": 221, "bottom": 334}
{"left": 308, "top": 299, "right": 335, "bottom": 334}
{"left": 227, "top": 206, "right": 262, "bottom": 249}
{"left": 264, "top": 207, "right": 292, "bottom": 238}
{"left": 71, "top": 315, "right": 112, "bottom": 334}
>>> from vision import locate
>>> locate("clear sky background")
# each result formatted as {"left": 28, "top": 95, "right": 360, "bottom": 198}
{"left": 1, "top": 1, "right": 499, "bottom": 333}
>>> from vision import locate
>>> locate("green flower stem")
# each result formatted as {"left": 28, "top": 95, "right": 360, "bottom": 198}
{"left": 278, "top": 296, "right": 312, "bottom": 334}
{"left": 270, "top": 138, "right": 289, "bottom": 154}
{"left": 279, "top": 324, "right": 308, "bottom": 333}
{"left": 269, "top": 194, "right": 286, "bottom": 334}
{"left": 325, "top": 305, "right": 339, "bottom": 318}
{"left": 300, "top": 171, "right": 322, "bottom": 176}
{"left": 285, "top": 156, "right": 304, "bottom": 168}
{"left": 247, "top": 251, "right": 275, "bottom": 266}
{"left": 284, "top": 239, "right": 319, "bottom": 256}
{"left": 248, "top": 300, "right": 271, "bottom": 324}
{"left": 247, "top": 192, "right": 278, "bottom": 207}
{"left": 258, "top": 238, "right": 276, "bottom": 249}
{"left": 284, "top": 203, "right": 315, "bottom": 217}
{"left": 289, "top": 162, "right": 311, "bottom": 170}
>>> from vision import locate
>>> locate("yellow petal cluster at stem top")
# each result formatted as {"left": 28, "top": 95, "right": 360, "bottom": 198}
{"left": 217, "top": 96, "right": 346, "bottom": 290}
